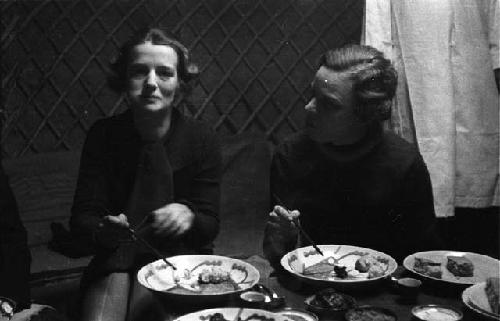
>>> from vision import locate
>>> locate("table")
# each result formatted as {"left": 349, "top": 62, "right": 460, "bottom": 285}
{"left": 154, "top": 255, "right": 490, "bottom": 321}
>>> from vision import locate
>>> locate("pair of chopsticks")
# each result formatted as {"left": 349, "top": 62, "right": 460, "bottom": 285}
{"left": 273, "top": 194, "right": 324, "bottom": 256}
{"left": 127, "top": 228, "right": 177, "bottom": 270}
{"left": 102, "top": 207, "right": 177, "bottom": 270}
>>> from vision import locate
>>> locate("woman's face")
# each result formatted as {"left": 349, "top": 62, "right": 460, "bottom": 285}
{"left": 305, "top": 66, "right": 367, "bottom": 144}
{"left": 126, "top": 42, "right": 180, "bottom": 118}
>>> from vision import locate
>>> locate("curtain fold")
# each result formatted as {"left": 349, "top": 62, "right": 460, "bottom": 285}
{"left": 363, "top": 0, "right": 500, "bottom": 217}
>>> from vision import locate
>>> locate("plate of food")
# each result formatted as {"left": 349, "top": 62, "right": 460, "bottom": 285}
{"left": 403, "top": 251, "right": 500, "bottom": 285}
{"left": 173, "top": 307, "right": 290, "bottom": 321}
{"left": 280, "top": 245, "right": 397, "bottom": 290}
{"left": 137, "top": 255, "right": 259, "bottom": 302}
{"left": 462, "top": 277, "right": 500, "bottom": 320}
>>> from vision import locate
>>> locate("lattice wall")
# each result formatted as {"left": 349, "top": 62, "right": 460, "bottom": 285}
{"left": 1, "top": 0, "right": 363, "bottom": 159}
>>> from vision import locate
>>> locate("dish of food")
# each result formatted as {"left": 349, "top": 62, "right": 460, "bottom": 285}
{"left": 345, "top": 306, "right": 397, "bottom": 321}
{"left": 280, "top": 245, "right": 397, "bottom": 289}
{"left": 304, "top": 288, "right": 356, "bottom": 314}
{"left": 137, "top": 255, "right": 259, "bottom": 297}
{"left": 173, "top": 308, "right": 289, "bottom": 321}
{"left": 403, "top": 251, "right": 499, "bottom": 284}
{"left": 462, "top": 277, "right": 500, "bottom": 320}
{"left": 275, "top": 308, "right": 318, "bottom": 321}
{"left": 411, "top": 304, "right": 462, "bottom": 321}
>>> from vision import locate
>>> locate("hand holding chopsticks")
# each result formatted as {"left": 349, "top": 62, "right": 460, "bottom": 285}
{"left": 100, "top": 208, "right": 177, "bottom": 270}
{"left": 272, "top": 195, "right": 324, "bottom": 256}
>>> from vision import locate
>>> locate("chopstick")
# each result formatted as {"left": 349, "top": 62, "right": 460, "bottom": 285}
{"left": 232, "top": 308, "right": 244, "bottom": 321}
{"left": 127, "top": 227, "right": 177, "bottom": 270}
{"left": 273, "top": 194, "right": 324, "bottom": 256}
{"left": 101, "top": 207, "right": 177, "bottom": 270}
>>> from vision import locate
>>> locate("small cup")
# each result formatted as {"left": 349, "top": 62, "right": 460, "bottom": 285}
{"left": 394, "top": 277, "right": 422, "bottom": 297}
{"left": 240, "top": 290, "right": 268, "bottom": 308}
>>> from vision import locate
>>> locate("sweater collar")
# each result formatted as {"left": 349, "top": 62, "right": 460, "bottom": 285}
{"left": 312, "top": 123, "right": 383, "bottom": 164}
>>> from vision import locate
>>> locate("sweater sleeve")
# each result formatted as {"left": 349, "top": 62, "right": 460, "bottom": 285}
{"left": 70, "top": 121, "right": 111, "bottom": 249}
{"left": 263, "top": 148, "right": 299, "bottom": 271}
{"left": 391, "top": 154, "right": 445, "bottom": 261}
{"left": 180, "top": 128, "right": 222, "bottom": 249}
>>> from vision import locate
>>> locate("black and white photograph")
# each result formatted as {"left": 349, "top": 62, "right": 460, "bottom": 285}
{"left": 0, "top": 1, "right": 498, "bottom": 320}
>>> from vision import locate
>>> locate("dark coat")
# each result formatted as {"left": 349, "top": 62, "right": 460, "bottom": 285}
{"left": 70, "top": 109, "right": 221, "bottom": 280}
{"left": 0, "top": 162, "right": 31, "bottom": 309}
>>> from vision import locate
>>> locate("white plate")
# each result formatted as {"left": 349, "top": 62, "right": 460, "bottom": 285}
{"left": 403, "top": 251, "right": 500, "bottom": 285}
{"left": 462, "top": 282, "right": 500, "bottom": 320}
{"left": 280, "top": 244, "right": 397, "bottom": 290}
{"left": 137, "top": 255, "right": 259, "bottom": 299}
{"left": 173, "top": 308, "right": 290, "bottom": 321}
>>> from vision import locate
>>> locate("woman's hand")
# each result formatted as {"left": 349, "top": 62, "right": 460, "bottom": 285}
{"left": 269, "top": 205, "right": 300, "bottom": 225}
{"left": 94, "top": 214, "right": 131, "bottom": 249}
{"left": 150, "top": 203, "right": 195, "bottom": 238}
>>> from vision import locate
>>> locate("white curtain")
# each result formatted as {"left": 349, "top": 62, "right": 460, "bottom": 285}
{"left": 363, "top": 0, "right": 500, "bottom": 217}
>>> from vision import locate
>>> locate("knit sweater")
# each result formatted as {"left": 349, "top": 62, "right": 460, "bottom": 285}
{"left": 263, "top": 125, "right": 443, "bottom": 269}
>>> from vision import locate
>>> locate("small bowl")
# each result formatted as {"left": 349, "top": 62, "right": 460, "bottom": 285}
{"left": 240, "top": 291, "right": 268, "bottom": 308}
{"left": 393, "top": 277, "right": 422, "bottom": 297}
{"left": 304, "top": 288, "right": 356, "bottom": 318}
{"left": 411, "top": 304, "right": 463, "bottom": 321}
{"left": 345, "top": 305, "right": 398, "bottom": 321}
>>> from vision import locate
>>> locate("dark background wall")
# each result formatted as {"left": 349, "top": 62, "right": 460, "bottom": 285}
{"left": 0, "top": 0, "right": 364, "bottom": 273}
{"left": 1, "top": 0, "right": 363, "bottom": 159}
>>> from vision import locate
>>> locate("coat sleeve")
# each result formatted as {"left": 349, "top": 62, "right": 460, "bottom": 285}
{"left": 70, "top": 121, "right": 111, "bottom": 248}
{"left": 391, "top": 154, "right": 445, "bottom": 261}
{"left": 180, "top": 128, "right": 222, "bottom": 249}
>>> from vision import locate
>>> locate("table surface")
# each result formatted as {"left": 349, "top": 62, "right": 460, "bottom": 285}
{"left": 156, "top": 255, "right": 493, "bottom": 321}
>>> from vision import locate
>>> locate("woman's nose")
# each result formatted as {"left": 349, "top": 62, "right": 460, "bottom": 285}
{"left": 143, "top": 71, "right": 158, "bottom": 91}
{"left": 304, "top": 98, "right": 317, "bottom": 112}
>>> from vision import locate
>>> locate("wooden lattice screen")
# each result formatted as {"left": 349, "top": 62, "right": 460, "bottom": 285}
{"left": 1, "top": 0, "right": 363, "bottom": 159}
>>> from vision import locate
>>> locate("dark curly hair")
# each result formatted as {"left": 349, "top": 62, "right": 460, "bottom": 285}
{"left": 107, "top": 28, "right": 198, "bottom": 98}
{"left": 318, "top": 44, "right": 397, "bottom": 121}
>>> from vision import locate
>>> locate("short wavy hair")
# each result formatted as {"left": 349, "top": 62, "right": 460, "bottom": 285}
{"left": 107, "top": 28, "right": 198, "bottom": 97}
{"left": 318, "top": 44, "right": 397, "bottom": 121}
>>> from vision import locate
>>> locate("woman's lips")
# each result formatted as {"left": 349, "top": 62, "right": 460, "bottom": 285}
{"left": 141, "top": 96, "right": 161, "bottom": 103}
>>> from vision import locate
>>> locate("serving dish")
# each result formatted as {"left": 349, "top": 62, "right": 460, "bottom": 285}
{"left": 304, "top": 288, "right": 356, "bottom": 318}
{"left": 275, "top": 308, "right": 318, "bottom": 321}
{"left": 345, "top": 305, "right": 397, "bottom": 321}
{"left": 280, "top": 244, "right": 397, "bottom": 290}
{"left": 462, "top": 281, "right": 500, "bottom": 320}
{"left": 137, "top": 255, "right": 259, "bottom": 304}
{"left": 172, "top": 308, "right": 289, "bottom": 321}
{"left": 403, "top": 251, "right": 499, "bottom": 285}
{"left": 411, "top": 304, "right": 462, "bottom": 321}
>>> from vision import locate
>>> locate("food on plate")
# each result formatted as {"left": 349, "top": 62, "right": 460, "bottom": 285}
{"left": 445, "top": 256, "right": 474, "bottom": 277}
{"left": 157, "top": 265, "right": 243, "bottom": 294}
{"left": 198, "top": 267, "right": 231, "bottom": 284}
{"left": 302, "top": 254, "right": 388, "bottom": 280}
{"left": 204, "top": 313, "right": 274, "bottom": 321}
{"left": 345, "top": 306, "right": 396, "bottom": 321}
{"left": 307, "top": 288, "right": 355, "bottom": 311}
{"left": 355, "top": 255, "right": 389, "bottom": 278}
{"left": 206, "top": 313, "right": 229, "bottom": 321}
{"left": 413, "top": 257, "right": 442, "bottom": 279}
{"left": 485, "top": 277, "right": 500, "bottom": 314}
{"left": 302, "top": 256, "right": 351, "bottom": 279}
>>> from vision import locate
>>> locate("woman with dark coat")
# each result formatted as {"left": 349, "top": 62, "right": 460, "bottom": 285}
{"left": 70, "top": 28, "right": 221, "bottom": 321}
